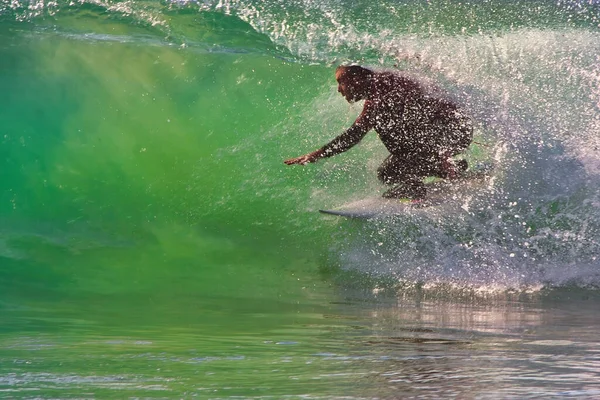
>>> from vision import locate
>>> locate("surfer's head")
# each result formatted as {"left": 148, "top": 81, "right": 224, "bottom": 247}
{"left": 335, "top": 65, "right": 373, "bottom": 103}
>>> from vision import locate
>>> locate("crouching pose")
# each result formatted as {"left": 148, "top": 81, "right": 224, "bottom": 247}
{"left": 284, "top": 65, "right": 473, "bottom": 200}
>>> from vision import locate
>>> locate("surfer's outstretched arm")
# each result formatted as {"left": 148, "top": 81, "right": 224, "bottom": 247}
{"left": 284, "top": 101, "right": 375, "bottom": 165}
{"left": 284, "top": 149, "right": 326, "bottom": 165}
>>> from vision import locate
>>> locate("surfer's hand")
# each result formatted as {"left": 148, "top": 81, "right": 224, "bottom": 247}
{"left": 284, "top": 150, "right": 323, "bottom": 165}
{"left": 284, "top": 154, "right": 312, "bottom": 165}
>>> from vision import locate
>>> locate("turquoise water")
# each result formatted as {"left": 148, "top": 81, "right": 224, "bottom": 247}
{"left": 2, "top": 0, "right": 600, "bottom": 398}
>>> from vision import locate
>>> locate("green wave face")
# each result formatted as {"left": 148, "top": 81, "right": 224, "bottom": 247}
{"left": 2, "top": 0, "right": 600, "bottom": 295}
{"left": 1, "top": 0, "right": 599, "bottom": 294}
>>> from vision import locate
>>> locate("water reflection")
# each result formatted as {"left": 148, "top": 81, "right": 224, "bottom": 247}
{"left": 1, "top": 288, "right": 600, "bottom": 398}
{"left": 335, "top": 288, "right": 600, "bottom": 398}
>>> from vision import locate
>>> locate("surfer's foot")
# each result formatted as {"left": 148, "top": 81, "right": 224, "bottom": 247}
{"left": 382, "top": 182, "right": 426, "bottom": 200}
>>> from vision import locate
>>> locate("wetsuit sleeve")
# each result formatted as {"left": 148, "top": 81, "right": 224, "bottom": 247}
{"left": 318, "top": 124, "right": 368, "bottom": 157}
{"left": 318, "top": 101, "right": 375, "bottom": 158}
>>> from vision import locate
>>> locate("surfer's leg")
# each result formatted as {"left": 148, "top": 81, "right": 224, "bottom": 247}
{"left": 377, "top": 154, "right": 404, "bottom": 184}
{"left": 432, "top": 112, "right": 473, "bottom": 179}
{"left": 382, "top": 178, "right": 426, "bottom": 199}
{"left": 378, "top": 154, "right": 426, "bottom": 199}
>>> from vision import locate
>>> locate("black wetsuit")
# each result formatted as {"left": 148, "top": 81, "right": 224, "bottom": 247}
{"left": 319, "top": 72, "right": 472, "bottom": 197}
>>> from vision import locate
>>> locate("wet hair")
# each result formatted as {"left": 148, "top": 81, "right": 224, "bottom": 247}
{"left": 336, "top": 65, "right": 374, "bottom": 81}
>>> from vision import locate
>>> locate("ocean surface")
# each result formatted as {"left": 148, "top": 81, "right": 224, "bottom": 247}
{"left": 1, "top": 0, "right": 600, "bottom": 398}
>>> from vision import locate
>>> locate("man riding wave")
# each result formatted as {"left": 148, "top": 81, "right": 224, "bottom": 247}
{"left": 284, "top": 65, "right": 473, "bottom": 200}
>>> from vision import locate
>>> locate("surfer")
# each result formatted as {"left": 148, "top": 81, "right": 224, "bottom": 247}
{"left": 284, "top": 65, "right": 473, "bottom": 200}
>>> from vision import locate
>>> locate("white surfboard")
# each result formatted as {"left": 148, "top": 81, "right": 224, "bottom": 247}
{"left": 319, "top": 197, "right": 425, "bottom": 218}
{"left": 319, "top": 164, "right": 493, "bottom": 219}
